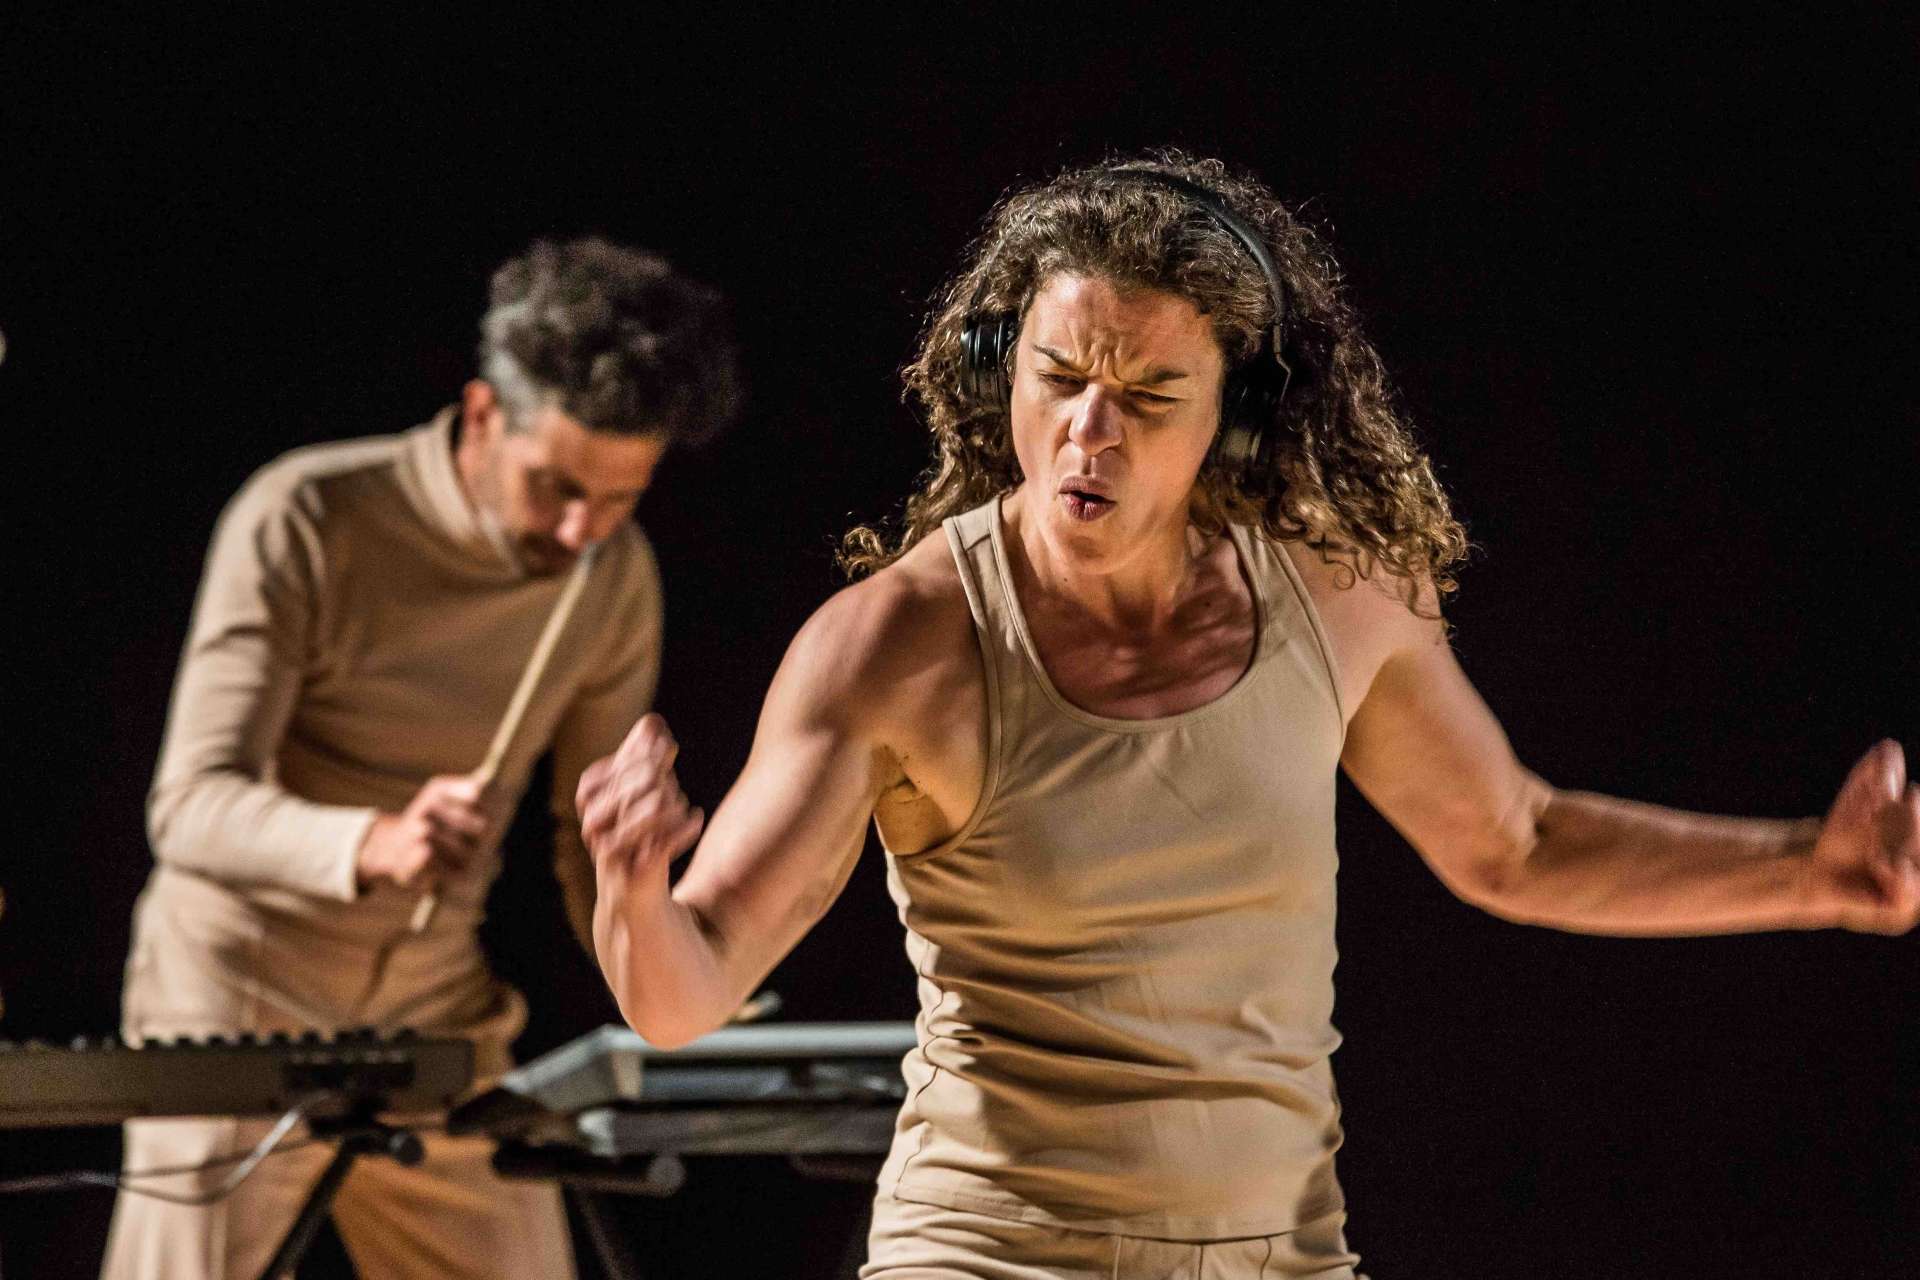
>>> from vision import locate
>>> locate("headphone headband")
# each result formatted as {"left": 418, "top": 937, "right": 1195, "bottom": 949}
{"left": 1103, "top": 168, "right": 1290, "bottom": 374}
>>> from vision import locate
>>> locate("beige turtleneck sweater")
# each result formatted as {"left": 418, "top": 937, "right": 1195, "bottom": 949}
{"left": 127, "top": 409, "right": 659, "bottom": 1066}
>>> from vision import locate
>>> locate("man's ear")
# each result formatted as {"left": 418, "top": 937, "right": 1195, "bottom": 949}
{"left": 461, "top": 378, "right": 503, "bottom": 444}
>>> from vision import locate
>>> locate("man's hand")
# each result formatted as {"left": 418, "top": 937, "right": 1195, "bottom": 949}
{"left": 577, "top": 713, "right": 706, "bottom": 883}
{"left": 1806, "top": 739, "right": 1920, "bottom": 934}
{"left": 355, "top": 774, "right": 491, "bottom": 892}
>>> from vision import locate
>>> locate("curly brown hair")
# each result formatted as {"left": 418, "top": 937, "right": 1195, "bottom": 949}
{"left": 840, "top": 150, "right": 1466, "bottom": 610}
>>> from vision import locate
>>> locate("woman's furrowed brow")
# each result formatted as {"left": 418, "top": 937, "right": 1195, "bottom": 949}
{"left": 1032, "top": 343, "right": 1191, "bottom": 385}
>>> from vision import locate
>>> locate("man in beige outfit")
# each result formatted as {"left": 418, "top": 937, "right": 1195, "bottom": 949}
{"left": 575, "top": 154, "right": 1919, "bottom": 1279}
{"left": 102, "top": 238, "right": 741, "bottom": 1279}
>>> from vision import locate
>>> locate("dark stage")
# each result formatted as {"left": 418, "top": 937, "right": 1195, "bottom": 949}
{"left": 1, "top": 9, "right": 1915, "bottom": 1278}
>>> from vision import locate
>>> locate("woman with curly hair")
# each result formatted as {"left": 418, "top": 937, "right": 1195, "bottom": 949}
{"left": 579, "top": 153, "right": 1916, "bottom": 1278}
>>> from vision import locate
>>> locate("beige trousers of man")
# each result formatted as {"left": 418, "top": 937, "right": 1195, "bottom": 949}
{"left": 863, "top": 1194, "right": 1365, "bottom": 1280}
{"left": 101, "top": 1119, "right": 572, "bottom": 1280}
{"left": 99, "top": 871, "right": 577, "bottom": 1280}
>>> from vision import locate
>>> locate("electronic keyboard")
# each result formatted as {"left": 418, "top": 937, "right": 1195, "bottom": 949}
{"left": 449, "top": 1022, "right": 916, "bottom": 1157}
{"left": 0, "top": 1028, "right": 473, "bottom": 1128}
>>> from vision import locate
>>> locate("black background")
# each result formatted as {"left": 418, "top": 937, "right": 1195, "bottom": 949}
{"left": 2, "top": 8, "right": 1915, "bottom": 1278}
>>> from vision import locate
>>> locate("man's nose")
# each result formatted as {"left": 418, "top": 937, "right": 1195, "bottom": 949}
{"left": 1066, "top": 388, "right": 1123, "bottom": 455}
{"left": 555, "top": 501, "right": 595, "bottom": 550}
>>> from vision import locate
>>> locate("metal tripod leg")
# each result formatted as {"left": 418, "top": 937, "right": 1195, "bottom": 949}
{"left": 256, "top": 1116, "right": 424, "bottom": 1280}
{"left": 568, "top": 1185, "right": 648, "bottom": 1280}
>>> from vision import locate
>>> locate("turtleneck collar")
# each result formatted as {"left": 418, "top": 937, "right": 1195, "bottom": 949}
{"left": 395, "top": 405, "right": 529, "bottom": 579}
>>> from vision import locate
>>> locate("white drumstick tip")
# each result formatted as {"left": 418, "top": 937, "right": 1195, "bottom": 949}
{"left": 730, "top": 989, "right": 784, "bottom": 1024}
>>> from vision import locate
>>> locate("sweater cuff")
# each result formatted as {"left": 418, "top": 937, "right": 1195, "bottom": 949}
{"left": 304, "top": 806, "right": 380, "bottom": 902}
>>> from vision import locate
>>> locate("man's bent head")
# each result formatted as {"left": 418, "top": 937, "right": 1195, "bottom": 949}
{"left": 460, "top": 238, "right": 742, "bottom": 575}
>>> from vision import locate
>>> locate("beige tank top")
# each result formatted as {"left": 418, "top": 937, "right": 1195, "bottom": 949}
{"left": 876, "top": 497, "right": 1349, "bottom": 1239}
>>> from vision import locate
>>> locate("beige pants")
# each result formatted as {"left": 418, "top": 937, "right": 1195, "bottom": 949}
{"left": 100, "top": 1118, "right": 574, "bottom": 1280}
{"left": 863, "top": 1194, "right": 1363, "bottom": 1280}
{"left": 100, "top": 870, "right": 575, "bottom": 1279}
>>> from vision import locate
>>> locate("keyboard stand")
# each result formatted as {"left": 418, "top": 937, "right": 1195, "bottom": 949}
{"left": 256, "top": 1105, "right": 426, "bottom": 1280}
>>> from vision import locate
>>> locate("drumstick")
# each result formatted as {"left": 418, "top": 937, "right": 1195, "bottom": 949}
{"left": 409, "top": 545, "right": 600, "bottom": 933}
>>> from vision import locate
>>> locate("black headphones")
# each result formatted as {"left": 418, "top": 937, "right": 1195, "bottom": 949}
{"left": 957, "top": 168, "right": 1293, "bottom": 478}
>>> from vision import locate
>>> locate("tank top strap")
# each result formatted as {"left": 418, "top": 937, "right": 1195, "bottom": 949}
{"left": 942, "top": 499, "right": 1019, "bottom": 661}
{"left": 942, "top": 496, "right": 1085, "bottom": 736}
{"left": 927, "top": 500, "right": 1021, "bottom": 850}
{"left": 1228, "top": 523, "right": 1348, "bottom": 732}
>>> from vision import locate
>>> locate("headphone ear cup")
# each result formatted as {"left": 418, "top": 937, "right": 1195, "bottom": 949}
{"left": 960, "top": 311, "right": 1018, "bottom": 411}
{"left": 1211, "top": 371, "right": 1264, "bottom": 475}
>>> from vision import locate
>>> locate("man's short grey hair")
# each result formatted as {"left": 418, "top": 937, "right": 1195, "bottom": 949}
{"left": 478, "top": 237, "right": 743, "bottom": 444}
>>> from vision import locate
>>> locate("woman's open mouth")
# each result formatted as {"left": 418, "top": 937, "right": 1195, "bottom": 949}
{"left": 1061, "top": 490, "right": 1115, "bottom": 521}
{"left": 1059, "top": 477, "right": 1116, "bottom": 522}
